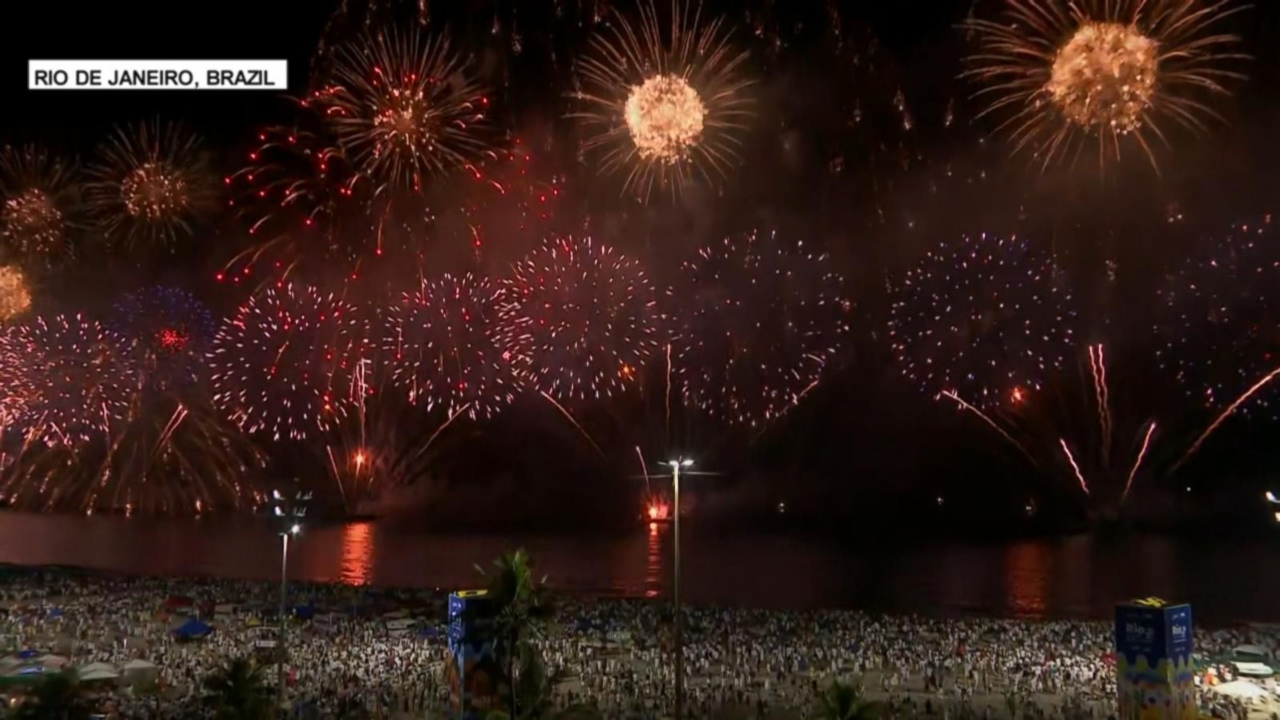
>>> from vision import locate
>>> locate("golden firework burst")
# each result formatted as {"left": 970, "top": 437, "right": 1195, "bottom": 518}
{"left": 0, "top": 146, "right": 80, "bottom": 262}
{"left": 964, "top": 0, "right": 1247, "bottom": 170}
{"left": 313, "top": 28, "right": 492, "bottom": 193}
{"left": 571, "top": 0, "right": 754, "bottom": 199}
{"left": 85, "top": 120, "right": 217, "bottom": 248}
{"left": 0, "top": 264, "right": 31, "bottom": 322}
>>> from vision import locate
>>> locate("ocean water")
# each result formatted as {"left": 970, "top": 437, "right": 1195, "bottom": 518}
{"left": 0, "top": 512, "right": 1272, "bottom": 623}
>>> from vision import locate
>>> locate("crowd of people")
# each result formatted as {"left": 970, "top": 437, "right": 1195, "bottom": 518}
{"left": 0, "top": 567, "right": 1274, "bottom": 719}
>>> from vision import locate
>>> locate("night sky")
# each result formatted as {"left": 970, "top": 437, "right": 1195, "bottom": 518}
{"left": 3, "top": 0, "right": 1280, "bottom": 529}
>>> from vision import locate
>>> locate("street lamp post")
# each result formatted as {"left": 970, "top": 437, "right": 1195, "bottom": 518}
{"left": 664, "top": 458, "right": 694, "bottom": 720}
{"left": 271, "top": 489, "right": 309, "bottom": 714}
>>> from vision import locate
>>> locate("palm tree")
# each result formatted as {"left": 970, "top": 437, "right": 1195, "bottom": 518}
{"left": 203, "top": 656, "right": 273, "bottom": 720}
{"left": 14, "top": 671, "right": 91, "bottom": 720}
{"left": 478, "top": 548, "right": 556, "bottom": 719}
{"left": 814, "top": 681, "right": 884, "bottom": 720}
{"left": 482, "top": 642, "right": 595, "bottom": 720}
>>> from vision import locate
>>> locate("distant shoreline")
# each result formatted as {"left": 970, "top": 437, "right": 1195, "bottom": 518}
{"left": 0, "top": 562, "right": 1244, "bottom": 631}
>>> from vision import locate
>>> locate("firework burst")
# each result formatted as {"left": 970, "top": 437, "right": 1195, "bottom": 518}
{"left": 0, "top": 145, "right": 80, "bottom": 263}
{"left": 0, "top": 326, "right": 36, "bottom": 426}
{"left": 674, "top": 230, "right": 850, "bottom": 428}
{"left": 13, "top": 315, "right": 132, "bottom": 446}
{"left": 384, "top": 273, "right": 518, "bottom": 420}
{"left": 498, "top": 236, "right": 660, "bottom": 402}
{"left": 225, "top": 114, "right": 362, "bottom": 275}
{"left": 571, "top": 0, "right": 754, "bottom": 199}
{"left": 82, "top": 394, "right": 264, "bottom": 516}
{"left": 963, "top": 0, "right": 1247, "bottom": 169}
{"left": 209, "top": 284, "right": 368, "bottom": 441}
{"left": 890, "top": 232, "right": 1076, "bottom": 408}
{"left": 313, "top": 28, "right": 492, "bottom": 193}
{"left": 0, "top": 265, "right": 32, "bottom": 322}
{"left": 319, "top": 361, "right": 464, "bottom": 513}
{"left": 1156, "top": 219, "right": 1280, "bottom": 419}
{"left": 85, "top": 120, "right": 218, "bottom": 248}
{"left": 108, "top": 286, "right": 216, "bottom": 392}
{"left": 433, "top": 137, "right": 566, "bottom": 272}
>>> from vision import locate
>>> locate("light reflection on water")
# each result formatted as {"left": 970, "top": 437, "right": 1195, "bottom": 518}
{"left": 340, "top": 522, "right": 374, "bottom": 586}
{"left": 0, "top": 511, "right": 1276, "bottom": 622}
{"left": 645, "top": 522, "right": 664, "bottom": 598}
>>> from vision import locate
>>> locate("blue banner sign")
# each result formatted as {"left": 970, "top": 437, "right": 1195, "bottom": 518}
{"left": 1115, "top": 604, "right": 1165, "bottom": 660}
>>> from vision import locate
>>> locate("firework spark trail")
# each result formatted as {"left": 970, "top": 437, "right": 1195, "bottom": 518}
{"left": 150, "top": 405, "right": 187, "bottom": 462}
{"left": 635, "top": 445, "right": 651, "bottom": 494}
{"left": 1088, "top": 344, "right": 1112, "bottom": 462}
{"left": 1058, "top": 438, "right": 1089, "bottom": 496}
{"left": 752, "top": 378, "right": 822, "bottom": 444}
{"left": 664, "top": 343, "right": 672, "bottom": 439}
{"left": 540, "top": 391, "right": 605, "bottom": 459}
{"left": 1122, "top": 421, "right": 1157, "bottom": 502}
{"left": 939, "top": 390, "right": 1038, "bottom": 467}
{"left": 417, "top": 402, "right": 473, "bottom": 459}
{"left": 1172, "top": 365, "right": 1280, "bottom": 474}
{"left": 325, "top": 446, "right": 349, "bottom": 510}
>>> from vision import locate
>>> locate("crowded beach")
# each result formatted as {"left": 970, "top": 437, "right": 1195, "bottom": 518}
{"left": 0, "top": 566, "right": 1272, "bottom": 719}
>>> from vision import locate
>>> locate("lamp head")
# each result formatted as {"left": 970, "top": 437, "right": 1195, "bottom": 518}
{"left": 290, "top": 524, "right": 301, "bottom": 535}
{"left": 1268, "top": 491, "right": 1278, "bottom": 503}
{"left": 681, "top": 459, "right": 693, "bottom": 467}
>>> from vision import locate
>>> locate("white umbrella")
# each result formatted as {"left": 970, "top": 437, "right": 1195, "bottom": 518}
{"left": 79, "top": 661, "right": 118, "bottom": 676}
{"left": 121, "top": 658, "right": 159, "bottom": 687}
{"left": 1215, "top": 680, "right": 1270, "bottom": 701}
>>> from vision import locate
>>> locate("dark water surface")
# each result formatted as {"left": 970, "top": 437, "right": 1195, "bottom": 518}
{"left": 0, "top": 512, "right": 1274, "bottom": 623}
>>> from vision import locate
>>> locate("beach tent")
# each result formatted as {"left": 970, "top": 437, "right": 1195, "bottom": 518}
{"left": 171, "top": 619, "right": 213, "bottom": 639}
{"left": 1234, "top": 645, "right": 1275, "bottom": 662}
{"left": 78, "top": 662, "right": 119, "bottom": 682}
{"left": 38, "top": 654, "right": 68, "bottom": 670}
{"left": 121, "top": 659, "right": 158, "bottom": 686}
{"left": 15, "top": 649, "right": 35, "bottom": 660}
{"left": 0, "top": 665, "right": 45, "bottom": 686}
{"left": 1231, "top": 661, "right": 1274, "bottom": 678}
{"left": 1215, "top": 680, "right": 1270, "bottom": 701}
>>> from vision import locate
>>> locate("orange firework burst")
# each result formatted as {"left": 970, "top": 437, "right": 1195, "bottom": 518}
{"left": 571, "top": 0, "right": 754, "bottom": 199}
{"left": 312, "top": 28, "right": 492, "bottom": 193}
{"left": 0, "top": 145, "right": 80, "bottom": 263}
{"left": 85, "top": 120, "right": 218, "bottom": 248}
{"left": 963, "top": 0, "right": 1247, "bottom": 170}
{"left": 0, "top": 265, "right": 31, "bottom": 322}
